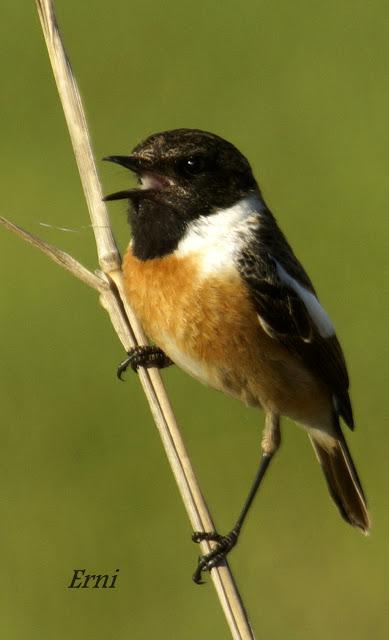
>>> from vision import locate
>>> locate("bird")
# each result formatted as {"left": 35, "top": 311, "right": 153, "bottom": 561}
{"left": 103, "top": 128, "right": 370, "bottom": 583}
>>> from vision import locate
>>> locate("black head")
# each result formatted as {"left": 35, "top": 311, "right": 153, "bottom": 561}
{"left": 103, "top": 128, "right": 259, "bottom": 260}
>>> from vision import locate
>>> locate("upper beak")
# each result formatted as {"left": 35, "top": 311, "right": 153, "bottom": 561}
{"left": 102, "top": 155, "right": 141, "bottom": 172}
{"left": 102, "top": 155, "right": 143, "bottom": 201}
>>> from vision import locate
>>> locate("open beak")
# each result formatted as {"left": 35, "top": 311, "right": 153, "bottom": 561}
{"left": 102, "top": 155, "right": 142, "bottom": 201}
{"left": 103, "top": 154, "right": 171, "bottom": 201}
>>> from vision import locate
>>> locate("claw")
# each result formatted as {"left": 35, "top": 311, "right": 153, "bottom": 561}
{"left": 116, "top": 345, "right": 173, "bottom": 381}
{"left": 192, "top": 557, "right": 208, "bottom": 584}
{"left": 117, "top": 357, "right": 132, "bottom": 380}
{"left": 192, "top": 569, "right": 205, "bottom": 584}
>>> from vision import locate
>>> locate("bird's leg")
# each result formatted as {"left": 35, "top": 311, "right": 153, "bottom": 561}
{"left": 117, "top": 345, "right": 173, "bottom": 380}
{"left": 192, "top": 412, "right": 281, "bottom": 584}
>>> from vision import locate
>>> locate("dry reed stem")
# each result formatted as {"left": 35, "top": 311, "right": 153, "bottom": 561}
{"left": 2, "top": 1, "right": 256, "bottom": 637}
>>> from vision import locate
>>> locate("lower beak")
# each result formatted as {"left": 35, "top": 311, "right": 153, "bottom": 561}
{"left": 102, "top": 189, "right": 139, "bottom": 202}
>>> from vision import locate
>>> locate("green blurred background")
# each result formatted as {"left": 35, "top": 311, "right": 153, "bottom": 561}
{"left": 1, "top": 1, "right": 388, "bottom": 638}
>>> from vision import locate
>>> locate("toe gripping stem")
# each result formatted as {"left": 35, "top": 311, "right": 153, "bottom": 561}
{"left": 117, "top": 345, "right": 173, "bottom": 380}
{"left": 191, "top": 529, "right": 240, "bottom": 585}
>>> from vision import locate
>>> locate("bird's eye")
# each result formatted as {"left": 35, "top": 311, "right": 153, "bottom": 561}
{"left": 176, "top": 155, "right": 208, "bottom": 177}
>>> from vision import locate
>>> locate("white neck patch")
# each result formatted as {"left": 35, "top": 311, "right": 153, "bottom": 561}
{"left": 175, "top": 194, "right": 263, "bottom": 277}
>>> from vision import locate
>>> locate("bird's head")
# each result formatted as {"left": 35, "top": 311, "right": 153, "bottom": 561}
{"left": 104, "top": 129, "right": 260, "bottom": 259}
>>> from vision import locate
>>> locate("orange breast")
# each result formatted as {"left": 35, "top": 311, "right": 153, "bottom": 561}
{"left": 122, "top": 247, "right": 259, "bottom": 370}
{"left": 122, "top": 247, "right": 332, "bottom": 428}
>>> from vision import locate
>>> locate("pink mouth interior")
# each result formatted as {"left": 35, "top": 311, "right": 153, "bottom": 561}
{"left": 140, "top": 172, "right": 171, "bottom": 190}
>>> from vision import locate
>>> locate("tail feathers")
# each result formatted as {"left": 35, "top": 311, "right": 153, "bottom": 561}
{"left": 309, "top": 432, "right": 370, "bottom": 534}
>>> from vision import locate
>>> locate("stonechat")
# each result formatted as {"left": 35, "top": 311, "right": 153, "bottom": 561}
{"left": 104, "top": 129, "right": 370, "bottom": 583}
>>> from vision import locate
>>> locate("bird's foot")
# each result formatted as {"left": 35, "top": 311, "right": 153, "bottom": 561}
{"left": 117, "top": 345, "right": 173, "bottom": 380}
{"left": 191, "top": 529, "right": 239, "bottom": 584}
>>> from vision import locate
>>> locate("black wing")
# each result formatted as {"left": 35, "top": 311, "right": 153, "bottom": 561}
{"left": 238, "top": 211, "right": 354, "bottom": 429}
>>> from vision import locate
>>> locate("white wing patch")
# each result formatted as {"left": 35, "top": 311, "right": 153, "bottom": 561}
{"left": 175, "top": 194, "right": 263, "bottom": 277}
{"left": 274, "top": 260, "right": 335, "bottom": 338}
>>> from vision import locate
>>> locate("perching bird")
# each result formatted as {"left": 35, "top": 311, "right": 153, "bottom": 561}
{"left": 103, "top": 129, "right": 370, "bottom": 583}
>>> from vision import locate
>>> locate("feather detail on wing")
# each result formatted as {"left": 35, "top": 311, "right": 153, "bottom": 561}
{"left": 238, "top": 215, "right": 354, "bottom": 429}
